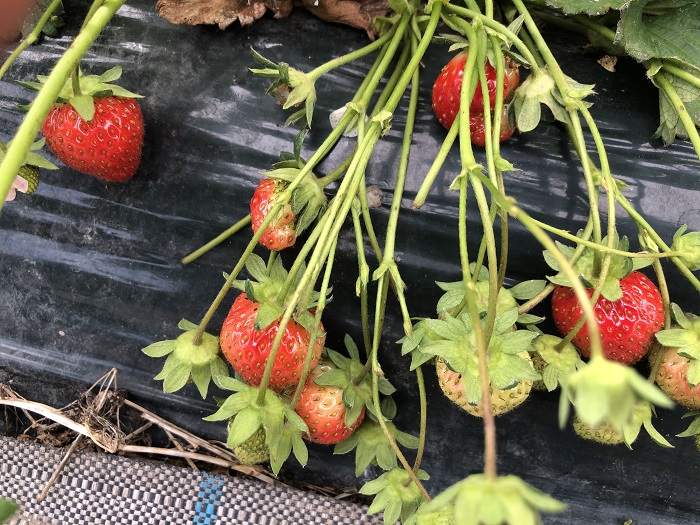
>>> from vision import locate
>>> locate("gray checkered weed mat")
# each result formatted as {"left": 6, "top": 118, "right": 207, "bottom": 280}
{"left": 0, "top": 436, "right": 383, "bottom": 524}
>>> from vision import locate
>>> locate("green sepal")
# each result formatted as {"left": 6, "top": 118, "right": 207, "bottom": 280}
{"left": 677, "top": 411, "right": 700, "bottom": 437}
{"left": 145, "top": 322, "right": 223, "bottom": 398}
{"left": 334, "top": 420, "right": 418, "bottom": 477}
{"left": 0, "top": 498, "right": 18, "bottom": 524}
{"left": 361, "top": 468, "right": 430, "bottom": 525}
{"left": 419, "top": 474, "right": 566, "bottom": 525}
{"left": 206, "top": 382, "right": 308, "bottom": 475}
{"left": 533, "top": 334, "right": 585, "bottom": 392}
{"left": 561, "top": 356, "right": 673, "bottom": 434}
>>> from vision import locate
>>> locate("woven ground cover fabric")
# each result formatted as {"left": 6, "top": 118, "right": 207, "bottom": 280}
{"left": 0, "top": 436, "right": 381, "bottom": 525}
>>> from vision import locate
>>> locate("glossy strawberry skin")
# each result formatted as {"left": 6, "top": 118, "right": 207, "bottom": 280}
{"left": 432, "top": 52, "right": 518, "bottom": 130}
{"left": 41, "top": 97, "right": 144, "bottom": 182}
{"left": 469, "top": 106, "right": 515, "bottom": 147}
{"left": 219, "top": 294, "right": 324, "bottom": 392}
{"left": 295, "top": 363, "right": 364, "bottom": 445}
{"left": 654, "top": 346, "right": 700, "bottom": 409}
{"left": 250, "top": 178, "right": 297, "bottom": 251}
{"left": 551, "top": 271, "right": 664, "bottom": 365}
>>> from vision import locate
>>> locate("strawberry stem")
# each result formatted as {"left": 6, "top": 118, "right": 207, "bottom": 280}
{"left": 370, "top": 274, "right": 431, "bottom": 501}
{"left": 181, "top": 215, "right": 252, "bottom": 265}
{"left": 616, "top": 194, "right": 700, "bottom": 293}
{"left": 0, "top": 0, "right": 128, "bottom": 208}
{"left": 351, "top": 205, "right": 373, "bottom": 357}
{"left": 653, "top": 71, "right": 700, "bottom": 158}
{"left": 288, "top": 239, "right": 338, "bottom": 408}
{"left": 307, "top": 25, "right": 399, "bottom": 82}
{"left": 474, "top": 171, "right": 606, "bottom": 359}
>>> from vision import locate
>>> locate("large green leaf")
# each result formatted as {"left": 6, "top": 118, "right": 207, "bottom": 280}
{"left": 653, "top": 62, "right": 700, "bottom": 144}
{"left": 546, "top": 0, "right": 632, "bottom": 16}
{"left": 617, "top": 1, "right": 700, "bottom": 68}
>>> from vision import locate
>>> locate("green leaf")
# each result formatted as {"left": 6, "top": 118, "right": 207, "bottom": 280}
{"left": 97, "top": 66, "right": 123, "bottom": 83}
{"left": 156, "top": 355, "right": 191, "bottom": 393}
{"left": 0, "top": 499, "right": 18, "bottom": 523}
{"left": 178, "top": 319, "right": 198, "bottom": 331}
{"left": 547, "top": 0, "right": 632, "bottom": 16}
{"left": 190, "top": 365, "right": 212, "bottom": 399}
{"left": 617, "top": 2, "right": 700, "bottom": 68}
{"left": 510, "top": 280, "right": 547, "bottom": 301}
{"left": 229, "top": 408, "right": 262, "bottom": 448}
{"left": 677, "top": 414, "right": 700, "bottom": 437}
{"left": 245, "top": 253, "right": 269, "bottom": 283}
{"left": 69, "top": 95, "right": 95, "bottom": 121}
{"left": 254, "top": 302, "right": 283, "bottom": 330}
{"left": 655, "top": 328, "right": 698, "bottom": 348}
{"left": 513, "top": 92, "right": 541, "bottom": 133}
{"left": 142, "top": 339, "right": 175, "bottom": 358}
{"left": 210, "top": 356, "right": 231, "bottom": 389}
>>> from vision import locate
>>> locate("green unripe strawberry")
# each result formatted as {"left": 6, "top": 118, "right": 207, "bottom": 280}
{"left": 573, "top": 416, "right": 624, "bottom": 445}
{"left": 18, "top": 165, "right": 39, "bottom": 194}
{"left": 228, "top": 422, "right": 269, "bottom": 466}
{"left": 436, "top": 357, "right": 532, "bottom": 417}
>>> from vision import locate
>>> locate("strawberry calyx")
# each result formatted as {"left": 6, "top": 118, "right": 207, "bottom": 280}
{"left": 314, "top": 335, "right": 396, "bottom": 427}
{"left": 250, "top": 49, "right": 316, "bottom": 127}
{"left": 545, "top": 234, "right": 653, "bottom": 302}
{"left": 204, "top": 377, "right": 308, "bottom": 475}
{"left": 334, "top": 419, "right": 419, "bottom": 477}
{"left": 142, "top": 319, "right": 230, "bottom": 399}
{"left": 671, "top": 225, "right": 700, "bottom": 271}
{"left": 416, "top": 474, "right": 566, "bottom": 524}
{"left": 231, "top": 253, "right": 326, "bottom": 335}
{"left": 561, "top": 355, "right": 673, "bottom": 435}
{"left": 262, "top": 161, "right": 327, "bottom": 238}
{"left": 19, "top": 66, "right": 141, "bottom": 123}
{"left": 531, "top": 334, "right": 585, "bottom": 392}
{"left": 359, "top": 467, "right": 430, "bottom": 525}
{"left": 419, "top": 307, "right": 540, "bottom": 406}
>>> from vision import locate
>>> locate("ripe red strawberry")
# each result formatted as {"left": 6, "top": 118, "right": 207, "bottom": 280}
{"left": 295, "top": 360, "right": 365, "bottom": 445}
{"left": 551, "top": 271, "right": 664, "bottom": 365}
{"left": 250, "top": 177, "right": 297, "bottom": 251}
{"left": 220, "top": 293, "right": 325, "bottom": 392}
{"left": 42, "top": 96, "right": 144, "bottom": 182}
{"left": 469, "top": 106, "right": 515, "bottom": 147}
{"left": 432, "top": 51, "right": 520, "bottom": 129}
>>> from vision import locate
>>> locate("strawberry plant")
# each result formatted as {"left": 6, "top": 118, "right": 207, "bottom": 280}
{"left": 2, "top": 0, "right": 700, "bottom": 524}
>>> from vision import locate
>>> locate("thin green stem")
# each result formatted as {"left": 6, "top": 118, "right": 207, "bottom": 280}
{"left": 289, "top": 239, "right": 338, "bottom": 407}
{"left": 0, "top": 0, "right": 128, "bottom": 208}
{"left": 442, "top": 4, "right": 542, "bottom": 72}
{"left": 654, "top": 71, "right": 700, "bottom": 157}
{"left": 412, "top": 113, "right": 460, "bottom": 209}
{"left": 412, "top": 365, "right": 427, "bottom": 474}
{"left": 307, "top": 26, "right": 397, "bottom": 81}
{"left": 617, "top": 194, "right": 700, "bottom": 292}
{"left": 457, "top": 173, "right": 497, "bottom": 481}
{"left": 474, "top": 172, "right": 604, "bottom": 359}
{"left": 351, "top": 204, "right": 372, "bottom": 357}
{"left": 181, "top": 215, "right": 252, "bottom": 265}
{"left": 371, "top": 275, "right": 431, "bottom": 501}
{"left": 661, "top": 63, "right": 700, "bottom": 91}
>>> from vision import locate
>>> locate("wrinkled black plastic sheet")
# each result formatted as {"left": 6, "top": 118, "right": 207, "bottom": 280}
{"left": 1, "top": 1, "right": 699, "bottom": 523}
